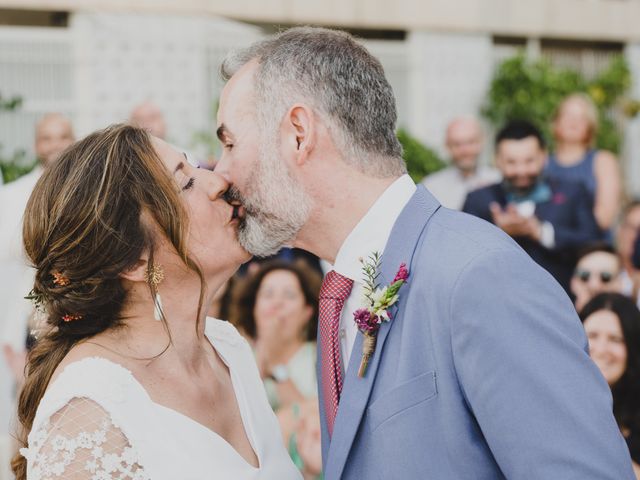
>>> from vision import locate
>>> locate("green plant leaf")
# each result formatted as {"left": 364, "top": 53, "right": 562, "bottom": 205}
{"left": 397, "top": 128, "right": 445, "bottom": 182}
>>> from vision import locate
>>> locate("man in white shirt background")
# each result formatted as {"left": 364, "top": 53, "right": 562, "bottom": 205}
{"left": 421, "top": 115, "right": 500, "bottom": 210}
{"left": 0, "top": 113, "right": 74, "bottom": 464}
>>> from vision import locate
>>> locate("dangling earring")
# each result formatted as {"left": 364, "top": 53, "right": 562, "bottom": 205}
{"left": 153, "top": 292, "right": 163, "bottom": 322}
{"left": 145, "top": 264, "right": 165, "bottom": 321}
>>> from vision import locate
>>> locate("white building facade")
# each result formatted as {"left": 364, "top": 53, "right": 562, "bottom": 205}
{"left": 0, "top": 0, "right": 638, "bottom": 185}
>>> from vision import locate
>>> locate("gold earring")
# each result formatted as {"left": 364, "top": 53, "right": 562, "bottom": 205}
{"left": 145, "top": 264, "right": 164, "bottom": 288}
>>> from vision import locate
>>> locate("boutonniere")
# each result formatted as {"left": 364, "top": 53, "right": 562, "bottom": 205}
{"left": 353, "top": 252, "right": 409, "bottom": 377}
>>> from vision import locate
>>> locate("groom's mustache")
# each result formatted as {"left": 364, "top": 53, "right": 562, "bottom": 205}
{"left": 224, "top": 185, "right": 291, "bottom": 224}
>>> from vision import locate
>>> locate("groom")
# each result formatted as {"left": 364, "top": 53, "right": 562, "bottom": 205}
{"left": 215, "top": 28, "right": 634, "bottom": 479}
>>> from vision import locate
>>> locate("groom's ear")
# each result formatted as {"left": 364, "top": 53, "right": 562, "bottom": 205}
{"left": 285, "top": 104, "right": 316, "bottom": 165}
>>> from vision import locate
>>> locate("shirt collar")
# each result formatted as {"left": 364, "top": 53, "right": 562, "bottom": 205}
{"left": 332, "top": 174, "right": 416, "bottom": 283}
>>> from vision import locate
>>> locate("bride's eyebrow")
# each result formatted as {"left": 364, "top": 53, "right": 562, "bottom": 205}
{"left": 173, "top": 161, "right": 185, "bottom": 174}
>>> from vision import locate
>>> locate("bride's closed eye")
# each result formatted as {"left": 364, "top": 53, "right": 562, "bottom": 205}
{"left": 182, "top": 177, "right": 195, "bottom": 191}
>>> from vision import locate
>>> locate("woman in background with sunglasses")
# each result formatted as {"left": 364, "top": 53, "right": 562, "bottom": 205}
{"left": 571, "top": 244, "right": 623, "bottom": 311}
{"left": 579, "top": 293, "right": 640, "bottom": 479}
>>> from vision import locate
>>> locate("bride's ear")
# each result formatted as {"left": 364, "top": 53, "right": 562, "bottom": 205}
{"left": 285, "top": 104, "right": 316, "bottom": 166}
{"left": 119, "top": 253, "right": 149, "bottom": 283}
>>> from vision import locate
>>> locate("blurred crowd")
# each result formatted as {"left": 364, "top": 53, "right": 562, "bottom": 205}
{"left": 1, "top": 91, "right": 640, "bottom": 478}
{"left": 425, "top": 93, "right": 639, "bottom": 477}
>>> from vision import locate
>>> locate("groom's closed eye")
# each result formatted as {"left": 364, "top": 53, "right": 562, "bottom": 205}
{"left": 216, "top": 124, "right": 234, "bottom": 149}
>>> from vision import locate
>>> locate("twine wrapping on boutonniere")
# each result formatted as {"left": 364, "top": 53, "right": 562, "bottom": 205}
{"left": 353, "top": 252, "right": 409, "bottom": 377}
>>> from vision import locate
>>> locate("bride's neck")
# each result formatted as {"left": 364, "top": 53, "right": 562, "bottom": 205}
{"left": 116, "top": 273, "right": 227, "bottom": 367}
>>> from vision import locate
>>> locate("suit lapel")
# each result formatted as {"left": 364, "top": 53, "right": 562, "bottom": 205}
{"left": 325, "top": 185, "right": 440, "bottom": 479}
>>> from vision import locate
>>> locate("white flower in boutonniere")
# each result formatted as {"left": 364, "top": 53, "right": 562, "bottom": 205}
{"left": 353, "top": 252, "right": 409, "bottom": 377}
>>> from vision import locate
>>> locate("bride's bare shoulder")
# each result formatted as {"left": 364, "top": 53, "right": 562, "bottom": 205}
{"left": 49, "top": 334, "right": 125, "bottom": 385}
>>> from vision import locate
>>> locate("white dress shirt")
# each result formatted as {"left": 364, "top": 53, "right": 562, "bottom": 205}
{"left": 421, "top": 165, "right": 501, "bottom": 210}
{"left": 0, "top": 167, "right": 42, "bottom": 439}
{"left": 0, "top": 167, "right": 42, "bottom": 349}
{"left": 330, "top": 174, "right": 416, "bottom": 369}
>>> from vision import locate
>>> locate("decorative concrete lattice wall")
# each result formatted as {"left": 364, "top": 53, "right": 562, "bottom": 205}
{"left": 0, "top": 26, "right": 74, "bottom": 160}
{"left": 0, "top": 13, "right": 262, "bottom": 162}
{"left": 406, "top": 31, "right": 495, "bottom": 162}
{"left": 72, "top": 12, "right": 262, "bottom": 154}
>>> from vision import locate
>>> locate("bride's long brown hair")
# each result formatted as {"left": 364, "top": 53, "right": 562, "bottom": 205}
{"left": 12, "top": 124, "right": 205, "bottom": 479}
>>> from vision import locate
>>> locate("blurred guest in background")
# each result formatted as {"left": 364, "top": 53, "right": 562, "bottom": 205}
{"left": 572, "top": 244, "right": 623, "bottom": 312}
{"left": 32, "top": 112, "right": 75, "bottom": 166}
{"left": 129, "top": 100, "right": 167, "bottom": 140}
{"left": 231, "top": 261, "right": 321, "bottom": 410}
{"left": 280, "top": 399, "right": 323, "bottom": 480}
{"left": 0, "top": 113, "right": 75, "bottom": 476}
{"left": 617, "top": 200, "right": 640, "bottom": 302}
{"left": 238, "top": 249, "right": 323, "bottom": 278}
{"left": 1, "top": 112, "right": 75, "bottom": 383}
{"left": 422, "top": 115, "right": 500, "bottom": 210}
{"left": 463, "top": 120, "right": 601, "bottom": 293}
{"left": 231, "top": 261, "right": 322, "bottom": 476}
{"left": 580, "top": 293, "right": 640, "bottom": 478}
{"left": 547, "top": 93, "right": 621, "bottom": 233}
{"left": 130, "top": 102, "right": 208, "bottom": 172}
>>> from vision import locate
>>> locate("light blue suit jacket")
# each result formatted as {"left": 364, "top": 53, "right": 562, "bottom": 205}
{"left": 318, "top": 185, "right": 634, "bottom": 479}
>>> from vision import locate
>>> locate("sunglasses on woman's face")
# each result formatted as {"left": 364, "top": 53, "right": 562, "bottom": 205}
{"left": 575, "top": 269, "right": 614, "bottom": 283}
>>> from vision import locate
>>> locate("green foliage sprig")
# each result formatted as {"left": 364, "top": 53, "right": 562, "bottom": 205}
{"left": 360, "top": 251, "right": 382, "bottom": 301}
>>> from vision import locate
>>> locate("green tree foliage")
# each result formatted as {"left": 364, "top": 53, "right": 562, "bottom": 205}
{"left": 482, "top": 54, "right": 634, "bottom": 153}
{"left": 397, "top": 128, "right": 445, "bottom": 183}
{"left": 0, "top": 93, "right": 37, "bottom": 183}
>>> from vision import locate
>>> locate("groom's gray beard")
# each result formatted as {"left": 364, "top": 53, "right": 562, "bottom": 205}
{"left": 225, "top": 170, "right": 310, "bottom": 258}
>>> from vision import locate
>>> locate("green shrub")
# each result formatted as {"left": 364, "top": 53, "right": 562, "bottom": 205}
{"left": 0, "top": 148, "right": 35, "bottom": 183}
{"left": 482, "top": 54, "right": 635, "bottom": 153}
{"left": 0, "top": 93, "right": 37, "bottom": 183}
{"left": 397, "top": 128, "right": 445, "bottom": 183}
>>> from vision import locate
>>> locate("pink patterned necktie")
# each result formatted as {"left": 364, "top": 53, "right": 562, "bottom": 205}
{"left": 319, "top": 270, "right": 354, "bottom": 437}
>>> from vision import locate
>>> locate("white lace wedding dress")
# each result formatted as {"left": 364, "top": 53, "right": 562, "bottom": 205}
{"left": 20, "top": 318, "right": 303, "bottom": 479}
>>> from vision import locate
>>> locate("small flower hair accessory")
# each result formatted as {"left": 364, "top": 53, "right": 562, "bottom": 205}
{"left": 61, "top": 313, "right": 83, "bottom": 323}
{"left": 52, "top": 271, "right": 70, "bottom": 286}
{"left": 354, "top": 252, "right": 409, "bottom": 377}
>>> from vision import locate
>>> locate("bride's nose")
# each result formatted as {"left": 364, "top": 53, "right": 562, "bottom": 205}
{"left": 207, "top": 172, "right": 230, "bottom": 200}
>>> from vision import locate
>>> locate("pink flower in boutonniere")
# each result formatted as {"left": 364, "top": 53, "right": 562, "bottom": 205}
{"left": 393, "top": 263, "right": 409, "bottom": 283}
{"left": 354, "top": 253, "right": 409, "bottom": 377}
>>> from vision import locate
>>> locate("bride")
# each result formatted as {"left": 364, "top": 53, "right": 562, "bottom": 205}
{"left": 12, "top": 124, "right": 302, "bottom": 479}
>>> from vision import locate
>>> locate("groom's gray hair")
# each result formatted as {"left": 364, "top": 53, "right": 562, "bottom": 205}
{"left": 221, "top": 27, "right": 406, "bottom": 178}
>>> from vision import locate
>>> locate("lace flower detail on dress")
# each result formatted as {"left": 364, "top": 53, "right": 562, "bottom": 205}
{"left": 21, "top": 397, "right": 150, "bottom": 480}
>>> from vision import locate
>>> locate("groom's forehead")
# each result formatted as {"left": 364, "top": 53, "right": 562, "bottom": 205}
{"left": 218, "top": 61, "right": 259, "bottom": 120}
